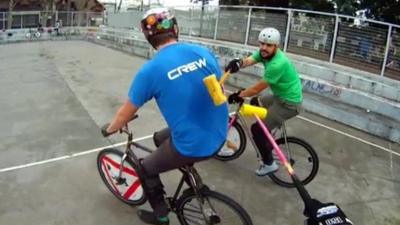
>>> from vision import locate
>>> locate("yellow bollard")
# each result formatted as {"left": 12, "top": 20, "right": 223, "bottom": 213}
{"left": 203, "top": 74, "right": 227, "bottom": 106}
{"left": 239, "top": 104, "right": 268, "bottom": 119}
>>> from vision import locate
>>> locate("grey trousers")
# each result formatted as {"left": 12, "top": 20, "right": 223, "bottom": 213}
{"left": 140, "top": 128, "right": 215, "bottom": 217}
{"left": 251, "top": 95, "right": 301, "bottom": 164}
{"left": 259, "top": 95, "right": 301, "bottom": 131}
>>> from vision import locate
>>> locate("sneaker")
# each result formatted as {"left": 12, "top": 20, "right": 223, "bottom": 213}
{"left": 218, "top": 148, "right": 235, "bottom": 157}
{"left": 255, "top": 161, "right": 279, "bottom": 176}
{"left": 137, "top": 210, "right": 169, "bottom": 225}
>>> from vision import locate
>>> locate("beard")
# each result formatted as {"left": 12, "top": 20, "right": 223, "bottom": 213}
{"left": 260, "top": 50, "right": 275, "bottom": 60}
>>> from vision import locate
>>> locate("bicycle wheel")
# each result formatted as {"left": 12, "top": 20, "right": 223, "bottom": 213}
{"left": 269, "top": 137, "right": 319, "bottom": 188}
{"left": 214, "top": 119, "right": 247, "bottom": 161}
{"left": 176, "top": 188, "right": 253, "bottom": 225}
{"left": 97, "top": 148, "right": 147, "bottom": 205}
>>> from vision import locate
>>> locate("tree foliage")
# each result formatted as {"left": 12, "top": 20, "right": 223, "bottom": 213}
{"left": 219, "top": 0, "right": 400, "bottom": 24}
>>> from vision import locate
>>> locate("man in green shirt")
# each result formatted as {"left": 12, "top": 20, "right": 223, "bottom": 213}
{"left": 225, "top": 27, "right": 303, "bottom": 176}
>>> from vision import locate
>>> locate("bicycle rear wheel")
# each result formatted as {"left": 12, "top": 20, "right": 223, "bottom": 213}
{"left": 97, "top": 148, "right": 146, "bottom": 205}
{"left": 269, "top": 137, "right": 319, "bottom": 188}
{"left": 176, "top": 188, "right": 253, "bottom": 225}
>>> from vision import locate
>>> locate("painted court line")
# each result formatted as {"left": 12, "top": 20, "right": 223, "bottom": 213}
{"left": 297, "top": 115, "right": 400, "bottom": 157}
{"left": 0, "top": 110, "right": 398, "bottom": 173}
{"left": 224, "top": 89, "right": 399, "bottom": 156}
{"left": 0, "top": 134, "right": 153, "bottom": 173}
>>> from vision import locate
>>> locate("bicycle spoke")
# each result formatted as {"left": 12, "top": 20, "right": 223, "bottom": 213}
{"left": 183, "top": 211, "right": 206, "bottom": 221}
{"left": 269, "top": 137, "right": 318, "bottom": 187}
{"left": 183, "top": 197, "right": 244, "bottom": 224}
{"left": 186, "top": 202, "right": 201, "bottom": 210}
{"left": 122, "top": 179, "right": 141, "bottom": 200}
{"left": 183, "top": 207, "right": 203, "bottom": 214}
{"left": 102, "top": 161, "right": 121, "bottom": 195}
{"left": 97, "top": 150, "right": 145, "bottom": 204}
{"left": 101, "top": 155, "right": 137, "bottom": 176}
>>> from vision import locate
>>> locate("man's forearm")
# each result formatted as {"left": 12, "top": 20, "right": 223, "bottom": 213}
{"left": 107, "top": 101, "right": 138, "bottom": 133}
{"left": 241, "top": 56, "right": 256, "bottom": 68}
{"left": 239, "top": 81, "right": 269, "bottom": 98}
{"left": 240, "top": 88, "right": 259, "bottom": 97}
{"left": 107, "top": 112, "right": 129, "bottom": 133}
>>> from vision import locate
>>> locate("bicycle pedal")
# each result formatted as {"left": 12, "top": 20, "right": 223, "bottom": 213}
{"left": 209, "top": 215, "right": 221, "bottom": 223}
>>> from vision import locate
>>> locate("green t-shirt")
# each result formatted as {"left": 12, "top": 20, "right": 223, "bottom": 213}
{"left": 251, "top": 49, "right": 302, "bottom": 104}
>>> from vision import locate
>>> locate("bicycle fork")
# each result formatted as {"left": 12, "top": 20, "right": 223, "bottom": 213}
{"left": 237, "top": 115, "right": 265, "bottom": 166}
{"left": 238, "top": 115, "right": 293, "bottom": 166}
{"left": 185, "top": 167, "right": 220, "bottom": 224}
{"left": 281, "top": 123, "right": 293, "bottom": 162}
{"left": 113, "top": 153, "right": 128, "bottom": 186}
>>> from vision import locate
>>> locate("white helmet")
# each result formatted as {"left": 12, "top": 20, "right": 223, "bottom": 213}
{"left": 258, "top": 27, "right": 281, "bottom": 45}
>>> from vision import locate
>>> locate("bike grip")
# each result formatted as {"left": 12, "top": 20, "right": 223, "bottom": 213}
{"left": 203, "top": 74, "right": 227, "bottom": 106}
{"left": 129, "top": 114, "right": 139, "bottom": 122}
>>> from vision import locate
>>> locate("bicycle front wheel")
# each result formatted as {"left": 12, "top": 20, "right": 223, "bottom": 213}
{"left": 214, "top": 119, "right": 247, "bottom": 161}
{"left": 269, "top": 137, "right": 319, "bottom": 188}
{"left": 176, "top": 188, "right": 253, "bottom": 225}
{"left": 97, "top": 148, "right": 146, "bottom": 205}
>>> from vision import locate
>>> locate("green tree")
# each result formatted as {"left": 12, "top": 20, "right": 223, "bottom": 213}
{"left": 219, "top": 0, "right": 242, "bottom": 5}
{"left": 290, "top": 0, "right": 334, "bottom": 12}
{"left": 248, "top": 0, "right": 289, "bottom": 7}
{"left": 359, "top": 0, "right": 400, "bottom": 24}
{"left": 219, "top": 0, "right": 400, "bottom": 25}
{"left": 334, "top": 0, "right": 358, "bottom": 15}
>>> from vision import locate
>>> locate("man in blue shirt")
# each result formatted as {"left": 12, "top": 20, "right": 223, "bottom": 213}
{"left": 101, "top": 8, "right": 228, "bottom": 225}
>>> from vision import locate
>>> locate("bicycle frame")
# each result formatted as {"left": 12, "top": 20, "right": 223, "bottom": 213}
{"left": 229, "top": 102, "right": 294, "bottom": 166}
{"left": 229, "top": 102, "right": 264, "bottom": 166}
{"left": 115, "top": 124, "right": 207, "bottom": 213}
{"left": 229, "top": 101, "right": 312, "bottom": 206}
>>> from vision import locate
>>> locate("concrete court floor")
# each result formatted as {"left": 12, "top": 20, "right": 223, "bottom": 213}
{"left": 0, "top": 41, "right": 399, "bottom": 225}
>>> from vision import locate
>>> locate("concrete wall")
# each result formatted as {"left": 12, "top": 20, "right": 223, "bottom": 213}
{"left": 91, "top": 28, "right": 400, "bottom": 143}
{"left": 161, "top": 36, "right": 399, "bottom": 141}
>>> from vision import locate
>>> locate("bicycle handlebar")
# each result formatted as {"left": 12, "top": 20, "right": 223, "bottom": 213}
{"left": 119, "top": 114, "right": 139, "bottom": 135}
{"left": 101, "top": 114, "right": 139, "bottom": 137}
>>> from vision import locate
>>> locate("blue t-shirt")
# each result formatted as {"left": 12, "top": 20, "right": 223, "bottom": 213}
{"left": 128, "top": 42, "right": 228, "bottom": 157}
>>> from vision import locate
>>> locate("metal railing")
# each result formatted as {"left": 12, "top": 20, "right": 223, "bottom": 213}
{"left": 0, "top": 11, "right": 105, "bottom": 30}
{"left": 1, "top": 7, "right": 399, "bottom": 80}
{"left": 106, "top": 5, "right": 400, "bottom": 80}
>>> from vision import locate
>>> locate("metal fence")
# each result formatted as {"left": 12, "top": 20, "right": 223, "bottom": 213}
{"left": 0, "top": 11, "right": 104, "bottom": 30}
{"left": 1, "top": 6, "right": 399, "bottom": 80}
{"left": 106, "top": 5, "right": 400, "bottom": 80}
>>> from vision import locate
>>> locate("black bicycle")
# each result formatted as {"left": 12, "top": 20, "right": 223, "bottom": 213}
{"left": 215, "top": 100, "right": 319, "bottom": 188}
{"left": 97, "top": 115, "right": 253, "bottom": 225}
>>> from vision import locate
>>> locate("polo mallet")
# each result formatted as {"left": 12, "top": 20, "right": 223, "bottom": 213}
{"left": 204, "top": 70, "right": 354, "bottom": 225}
{"left": 253, "top": 111, "right": 354, "bottom": 225}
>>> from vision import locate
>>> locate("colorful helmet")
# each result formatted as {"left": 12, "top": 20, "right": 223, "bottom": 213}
{"left": 140, "top": 8, "right": 178, "bottom": 48}
{"left": 258, "top": 27, "right": 281, "bottom": 45}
